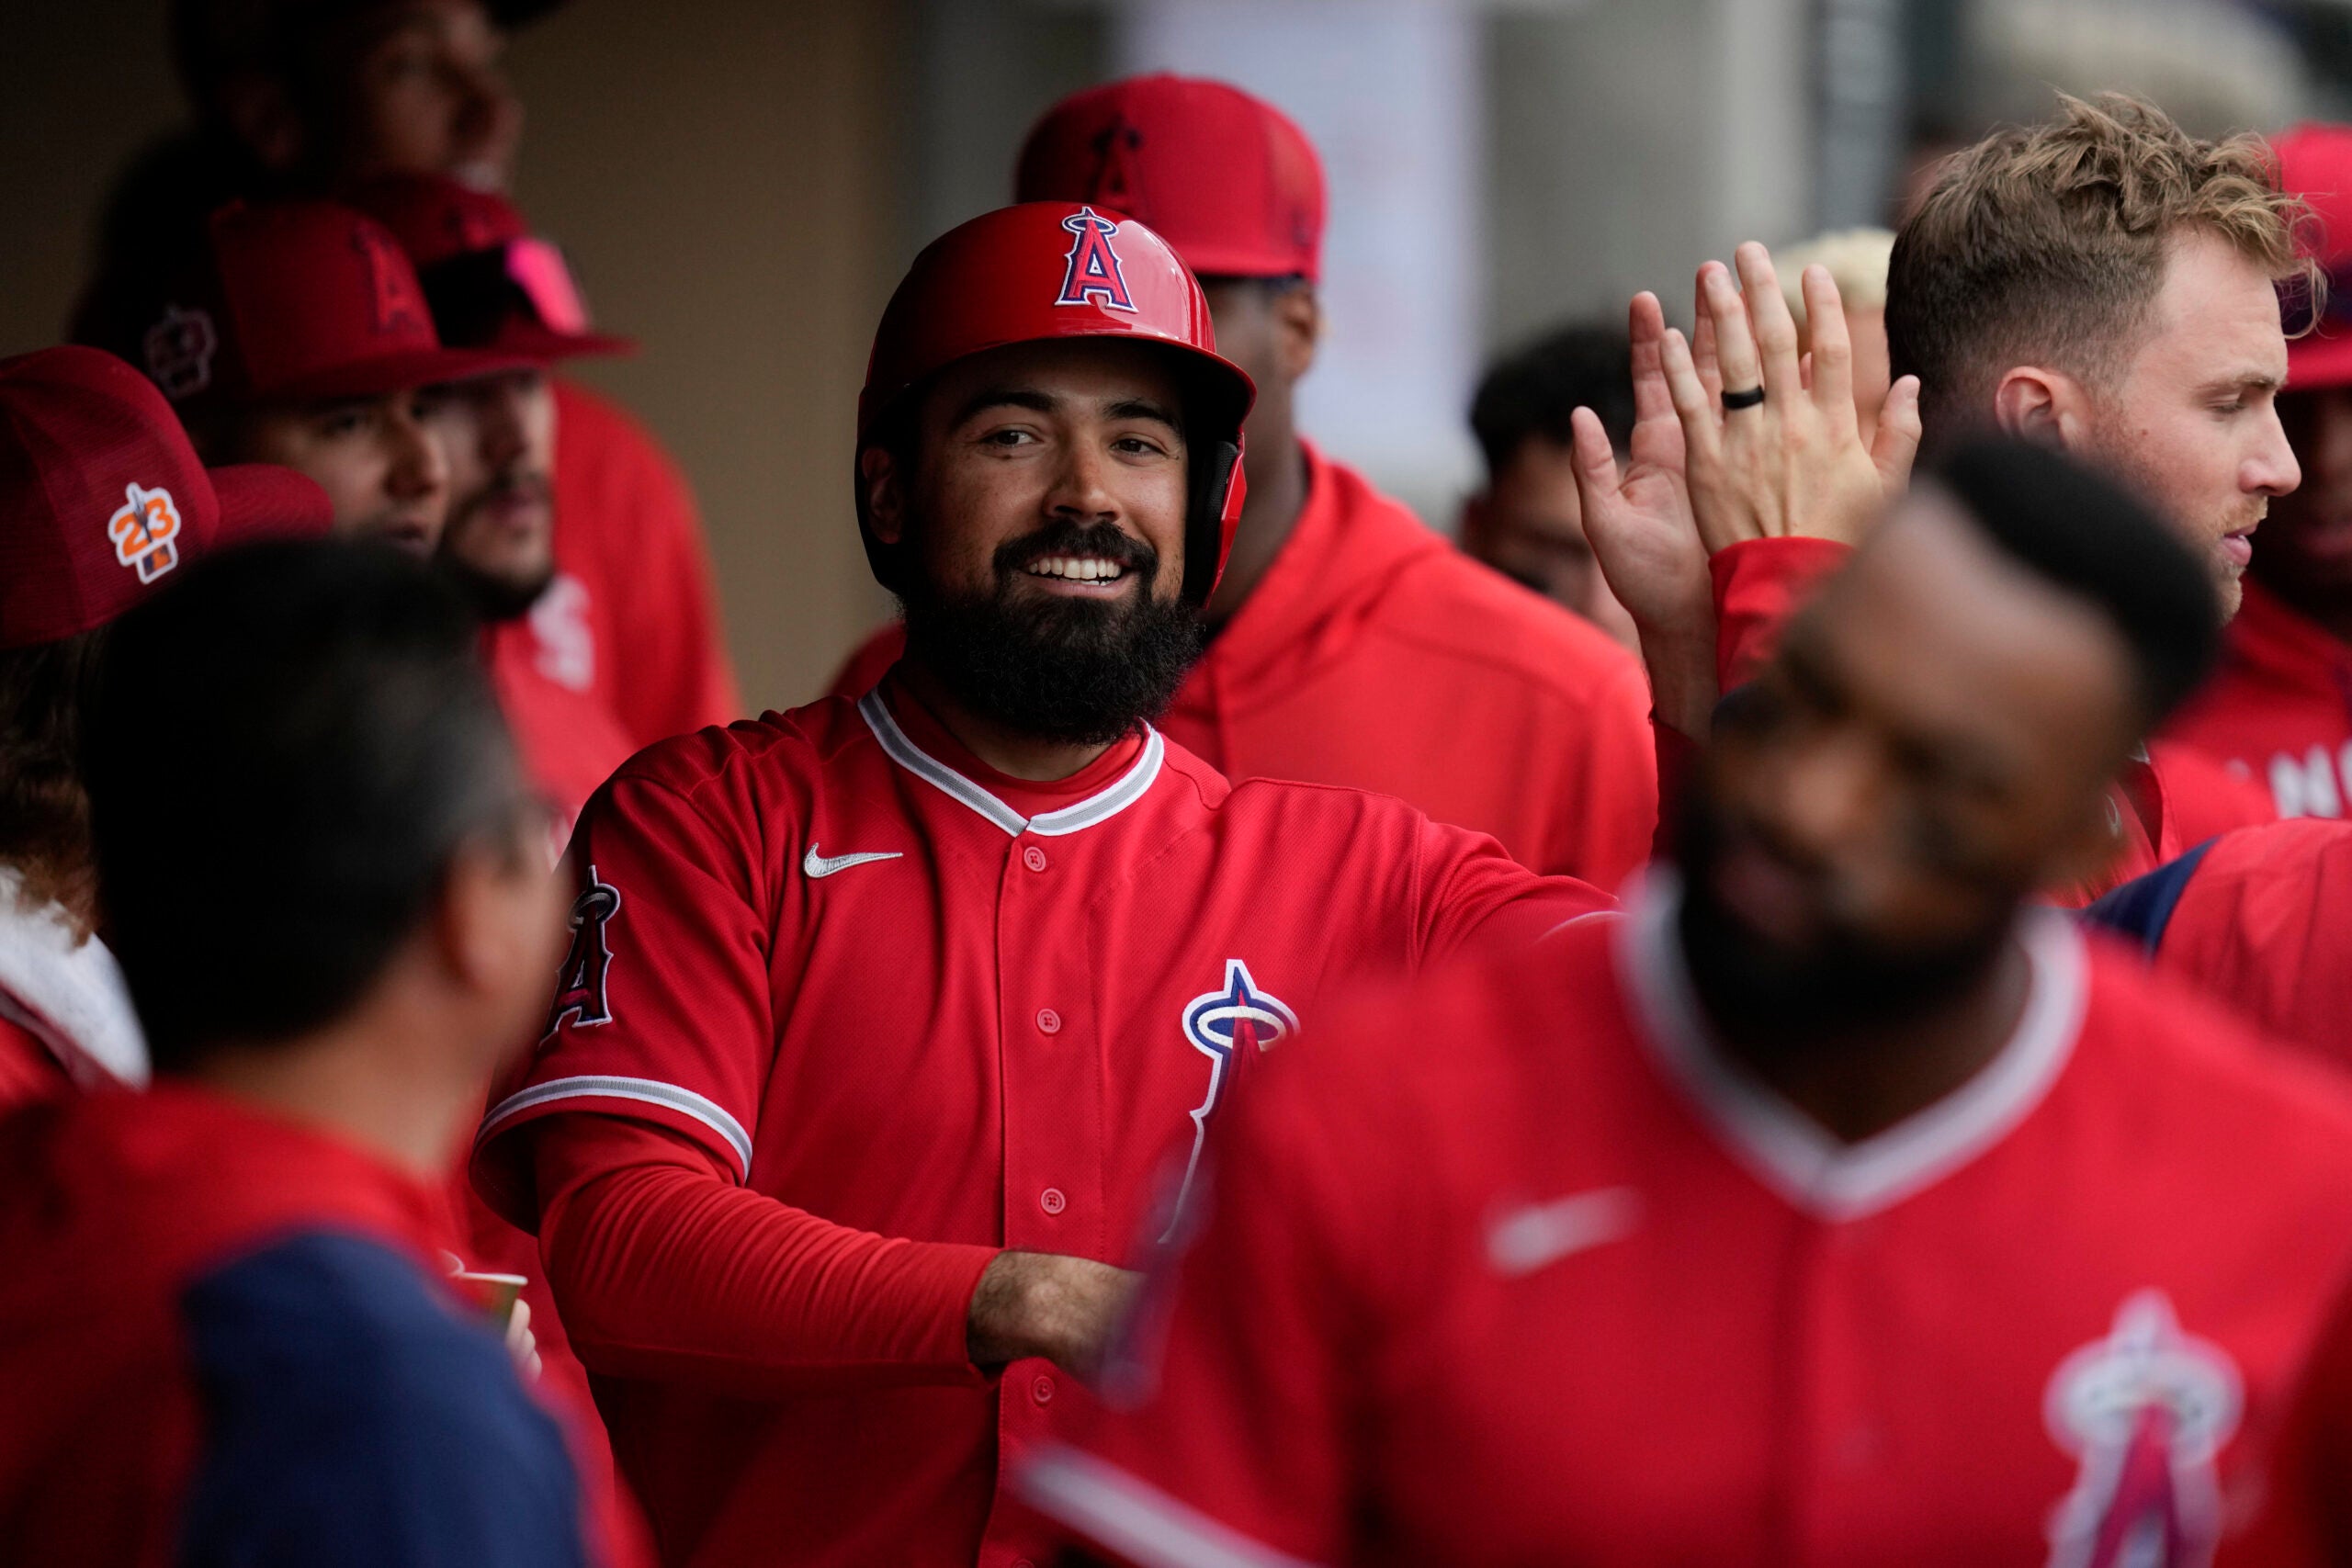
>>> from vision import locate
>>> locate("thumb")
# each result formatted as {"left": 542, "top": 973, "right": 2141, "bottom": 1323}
{"left": 1871, "top": 375, "right": 1924, "bottom": 493}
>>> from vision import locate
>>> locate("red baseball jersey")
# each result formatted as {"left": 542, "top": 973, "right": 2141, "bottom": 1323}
{"left": 551, "top": 380, "right": 741, "bottom": 749}
{"left": 470, "top": 676, "right": 1611, "bottom": 1568}
{"left": 830, "top": 440, "right": 1658, "bottom": 887}
{"left": 2166, "top": 580, "right": 2352, "bottom": 820}
{"left": 1023, "top": 880, "right": 2352, "bottom": 1566}
{"left": 2090, "top": 818, "right": 2352, "bottom": 1074}
{"left": 1713, "top": 539, "right": 2273, "bottom": 906}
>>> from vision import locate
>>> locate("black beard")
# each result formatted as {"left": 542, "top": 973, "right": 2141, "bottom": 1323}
{"left": 1672, "top": 787, "right": 2014, "bottom": 1045}
{"left": 898, "top": 519, "right": 1204, "bottom": 745}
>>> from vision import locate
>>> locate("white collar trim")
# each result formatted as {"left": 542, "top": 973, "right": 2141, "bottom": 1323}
{"left": 0, "top": 869, "right": 149, "bottom": 1089}
{"left": 1616, "top": 870, "right": 2085, "bottom": 1221}
{"left": 858, "top": 689, "right": 1166, "bottom": 838}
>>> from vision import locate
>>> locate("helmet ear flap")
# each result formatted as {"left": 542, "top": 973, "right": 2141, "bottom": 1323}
{"left": 1185, "top": 437, "right": 1246, "bottom": 605}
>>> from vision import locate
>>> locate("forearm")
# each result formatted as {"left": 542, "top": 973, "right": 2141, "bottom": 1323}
{"left": 535, "top": 1118, "right": 999, "bottom": 1397}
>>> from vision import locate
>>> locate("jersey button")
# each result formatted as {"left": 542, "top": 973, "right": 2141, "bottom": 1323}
{"left": 1039, "top": 1187, "right": 1067, "bottom": 1215}
{"left": 1031, "top": 1373, "right": 1056, "bottom": 1405}
{"left": 1023, "top": 845, "right": 1048, "bottom": 873}
{"left": 1035, "top": 1008, "right": 1062, "bottom": 1035}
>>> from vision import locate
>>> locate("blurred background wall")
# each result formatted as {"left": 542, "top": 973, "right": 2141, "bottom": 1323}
{"left": 0, "top": 0, "right": 2336, "bottom": 707}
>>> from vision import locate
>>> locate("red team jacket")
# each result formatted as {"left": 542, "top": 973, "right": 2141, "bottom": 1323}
{"left": 470, "top": 675, "right": 1612, "bottom": 1568}
{"left": 1713, "top": 538, "right": 2274, "bottom": 904}
{"left": 2090, "top": 817, "right": 2352, "bottom": 1074}
{"left": 830, "top": 441, "right": 1658, "bottom": 888}
{"left": 550, "top": 381, "right": 741, "bottom": 750}
{"left": 2167, "top": 579, "right": 2352, "bottom": 819}
{"left": 0, "top": 1086, "right": 601, "bottom": 1568}
{"left": 1024, "top": 882, "right": 2352, "bottom": 1565}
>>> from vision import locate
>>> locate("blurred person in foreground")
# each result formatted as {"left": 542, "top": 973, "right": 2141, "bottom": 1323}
{"left": 113, "top": 197, "right": 523, "bottom": 558}
{"left": 470, "top": 201, "right": 1615, "bottom": 1568}
{"left": 2165, "top": 123, "right": 2352, "bottom": 819}
{"left": 81, "top": 0, "right": 739, "bottom": 741}
{"left": 1023, "top": 425, "right": 2352, "bottom": 1564}
{"left": 1774, "top": 227, "right": 1894, "bottom": 447}
{"left": 831, "top": 74, "right": 1658, "bottom": 888}
{"left": 0, "top": 540, "right": 602, "bottom": 1566}
{"left": 349, "top": 172, "right": 642, "bottom": 832}
{"left": 0, "top": 345, "right": 331, "bottom": 1112}
{"left": 1459, "top": 321, "right": 1643, "bottom": 649}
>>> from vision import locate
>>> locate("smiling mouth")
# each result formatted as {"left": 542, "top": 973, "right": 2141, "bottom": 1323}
{"left": 1023, "top": 555, "right": 1132, "bottom": 588}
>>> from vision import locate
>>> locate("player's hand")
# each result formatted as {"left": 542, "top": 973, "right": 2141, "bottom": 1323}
{"left": 1571, "top": 290, "right": 1719, "bottom": 739}
{"left": 506, "top": 1296, "right": 543, "bottom": 1383}
{"left": 1660, "top": 243, "right": 1922, "bottom": 551}
{"left": 967, "top": 1251, "right": 1141, "bottom": 1384}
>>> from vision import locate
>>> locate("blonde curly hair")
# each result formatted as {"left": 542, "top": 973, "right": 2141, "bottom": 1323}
{"left": 1888, "top": 91, "right": 2314, "bottom": 437}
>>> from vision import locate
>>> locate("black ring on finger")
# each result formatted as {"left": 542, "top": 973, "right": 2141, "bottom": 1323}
{"left": 1722, "top": 386, "right": 1766, "bottom": 411}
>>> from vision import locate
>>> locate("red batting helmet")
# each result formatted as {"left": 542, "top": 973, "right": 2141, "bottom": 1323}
{"left": 856, "top": 201, "right": 1255, "bottom": 606}
{"left": 2276, "top": 124, "right": 2352, "bottom": 392}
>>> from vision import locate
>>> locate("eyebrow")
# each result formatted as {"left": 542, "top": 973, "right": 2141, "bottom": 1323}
{"left": 2200, "top": 370, "right": 2285, "bottom": 397}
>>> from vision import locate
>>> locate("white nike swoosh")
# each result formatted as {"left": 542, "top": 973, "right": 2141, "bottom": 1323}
{"left": 803, "top": 844, "right": 905, "bottom": 878}
{"left": 1486, "top": 1187, "right": 1642, "bottom": 1278}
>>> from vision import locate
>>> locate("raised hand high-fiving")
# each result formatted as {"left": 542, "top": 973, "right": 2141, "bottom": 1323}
{"left": 1659, "top": 243, "right": 1922, "bottom": 551}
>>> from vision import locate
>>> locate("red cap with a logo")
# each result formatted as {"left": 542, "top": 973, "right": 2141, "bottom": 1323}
{"left": 1015, "top": 73, "right": 1326, "bottom": 283}
{"left": 0, "top": 345, "right": 333, "bottom": 649}
{"left": 2276, "top": 124, "right": 2352, "bottom": 391}
{"left": 139, "top": 199, "right": 528, "bottom": 409}
{"left": 344, "top": 174, "right": 636, "bottom": 362}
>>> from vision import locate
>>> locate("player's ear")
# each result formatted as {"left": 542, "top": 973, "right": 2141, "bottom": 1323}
{"left": 861, "top": 443, "right": 908, "bottom": 547}
{"left": 1273, "top": 283, "right": 1320, "bottom": 382}
{"left": 1992, "top": 367, "right": 2088, "bottom": 454}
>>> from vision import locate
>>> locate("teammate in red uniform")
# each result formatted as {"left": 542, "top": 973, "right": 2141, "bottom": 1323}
{"left": 121, "top": 197, "right": 521, "bottom": 555}
{"left": 2165, "top": 124, "right": 2352, "bottom": 818}
{"left": 0, "top": 539, "right": 600, "bottom": 1567}
{"left": 471, "top": 202, "right": 1613, "bottom": 1568}
{"left": 350, "top": 173, "right": 646, "bottom": 830}
{"left": 0, "top": 345, "right": 331, "bottom": 1111}
{"left": 1023, "top": 437, "right": 2352, "bottom": 1566}
{"left": 83, "top": 0, "right": 740, "bottom": 744}
{"left": 1873, "top": 93, "right": 2291, "bottom": 884}
{"left": 831, "top": 75, "right": 1656, "bottom": 887}
{"left": 2087, "top": 817, "right": 2352, "bottom": 1071}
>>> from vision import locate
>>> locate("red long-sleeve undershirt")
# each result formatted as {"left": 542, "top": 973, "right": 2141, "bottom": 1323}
{"left": 531, "top": 1114, "right": 999, "bottom": 1399}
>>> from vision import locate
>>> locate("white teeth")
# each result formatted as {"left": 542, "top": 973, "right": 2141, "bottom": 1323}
{"left": 1025, "top": 556, "right": 1123, "bottom": 582}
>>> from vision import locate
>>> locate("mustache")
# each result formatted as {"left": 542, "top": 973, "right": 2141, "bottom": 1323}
{"left": 452, "top": 470, "right": 554, "bottom": 525}
{"left": 993, "top": 520, "right": 1159, "bottom": 580}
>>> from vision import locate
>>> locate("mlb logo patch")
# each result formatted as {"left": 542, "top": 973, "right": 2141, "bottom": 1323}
{"left": 107, "top": 481, "right": 181, "bottom": 585}
{"left": 1056, "top": 206, "right": 1139, "bottom": 312}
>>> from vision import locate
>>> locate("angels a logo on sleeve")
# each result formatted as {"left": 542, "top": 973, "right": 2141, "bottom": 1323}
{"left": 107, "top": 482, "right": 182, "bottom": 584}
{"left": 2041, "top": 1291, "right": 2243, "bottom": 1568}
{"left": 1161, "top": 959, "right": 1296, "bottom": 1240}
{"left": 1055, "top": 207, "right": 1139, "bottom": 312}
{"left": 544, "top": 865, "right": 623, "bottom": 1038}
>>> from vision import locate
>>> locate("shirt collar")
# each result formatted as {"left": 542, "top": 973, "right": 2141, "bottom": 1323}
{"left": 860, "top": 683, "right": 1165, "bottom": 838}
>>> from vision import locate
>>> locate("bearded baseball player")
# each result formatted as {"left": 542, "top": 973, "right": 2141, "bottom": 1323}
{"left": 832, "top": 75, "right": 1657, "bottom": 888}
{"left": 1021, "top": 437, "right": 2352, "bottom": 1566}
{"left": 470, "top": 202, "right": 1612, "bottom": 1568}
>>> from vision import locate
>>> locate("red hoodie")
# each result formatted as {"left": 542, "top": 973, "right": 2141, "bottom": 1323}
{"left": 830, "top": 440, "right": 1658, "bottom": 886}
{"left": 2165, "top": 577, "right": 2352, "bottom": 819}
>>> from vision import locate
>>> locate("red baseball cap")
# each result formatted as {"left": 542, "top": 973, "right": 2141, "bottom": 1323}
{"left": 2278, "top": 124, "right": 2352, "bottom": 393}
{"left": 344, "top": 174, "right": 636, "bottom": 361}
{"left": 0, "top": 346, "right": 333, "bottom": 649}
{"left": 138, "top": 199, "right": 527, "bottom": 410}
{"left": 1016, "top": 73, "right": 1326, "bottom": 283}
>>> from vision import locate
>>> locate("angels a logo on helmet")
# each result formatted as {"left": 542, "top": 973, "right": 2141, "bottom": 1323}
{"left": 544, "top": 865, "right": 623, "bottom": 1038}
{"left": 1056, "top": 206, "right": 1139, "bottom": 313}
{"left": 2041, "top": 1291, "right": 2242, "bottom": 1568}
{"left": 143, "top": 305, "right": 218, "bottom": 401}
{"left": 1161, "top": 959, "right": 1296, "bottom": 1239}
